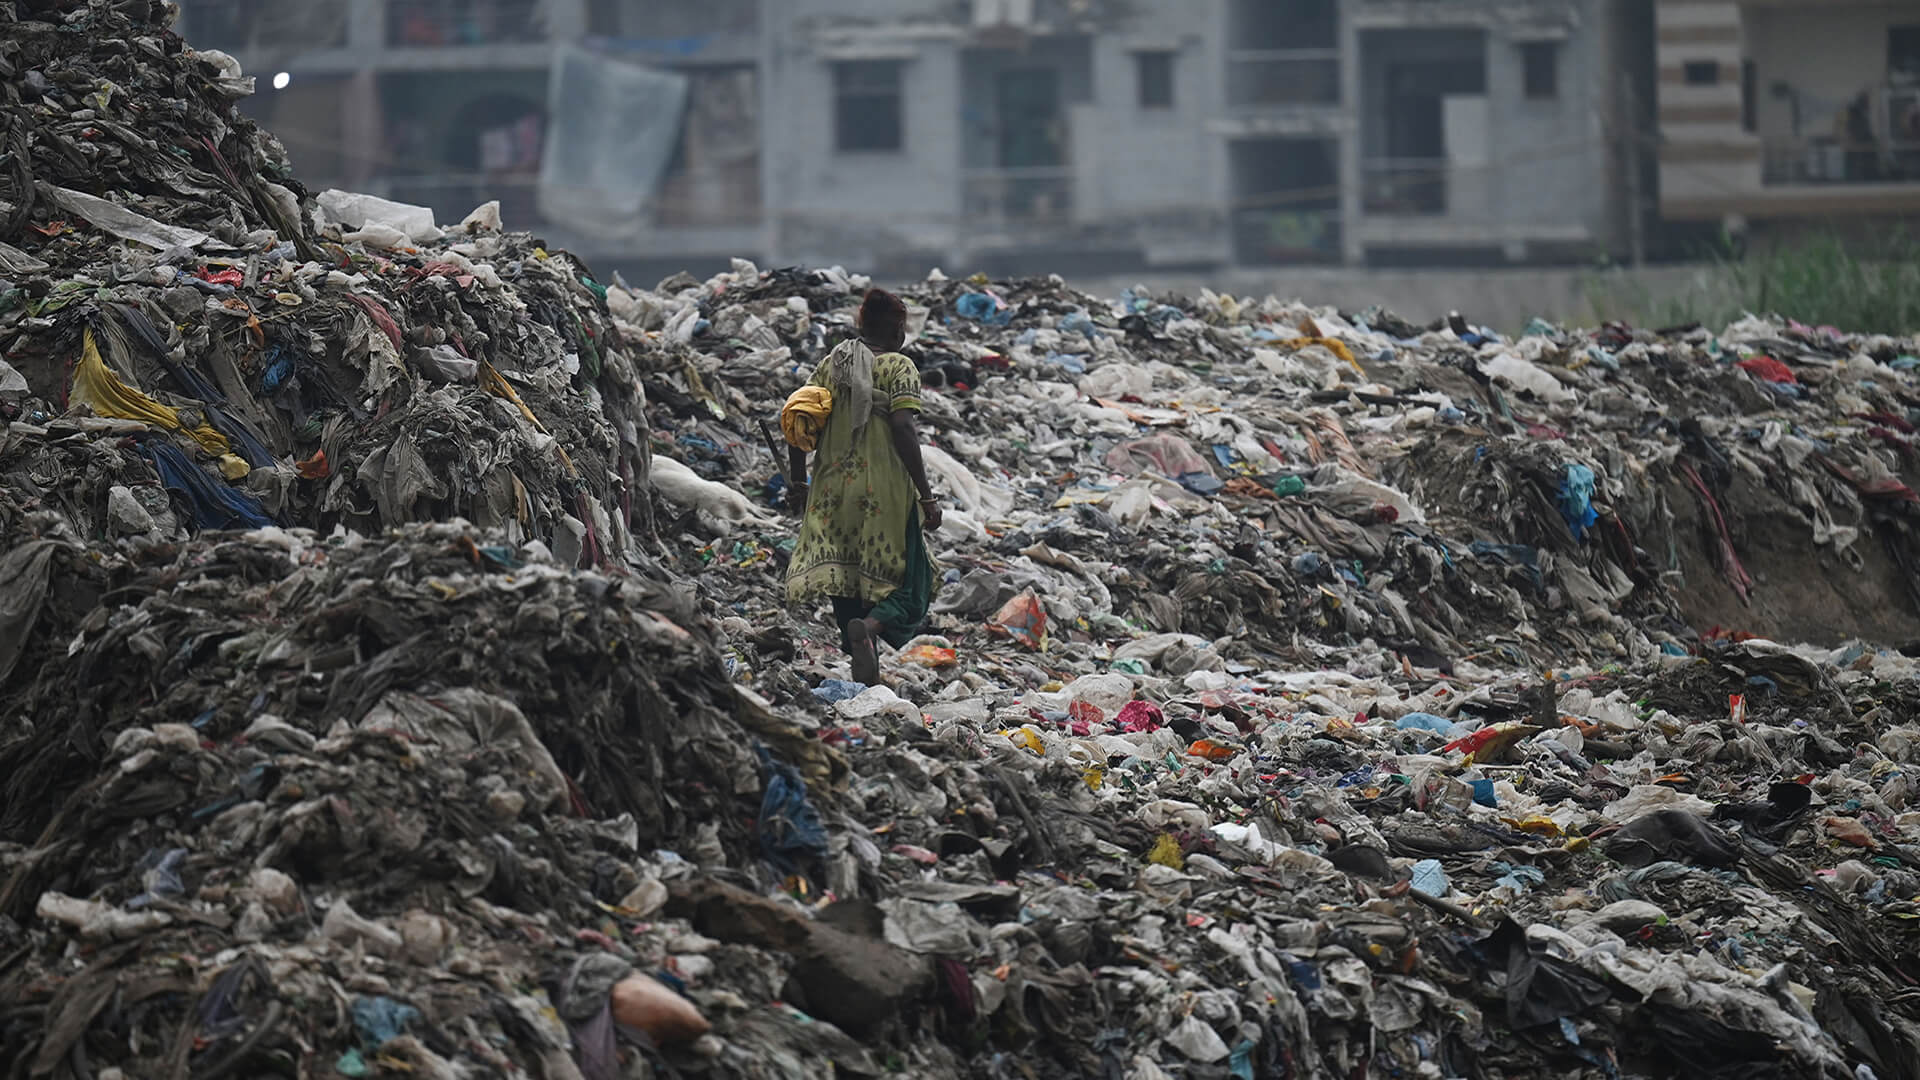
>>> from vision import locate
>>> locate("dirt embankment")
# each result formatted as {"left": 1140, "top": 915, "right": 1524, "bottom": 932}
{"left": 1669, "top": 472, "right": 1920, "bottom": 647}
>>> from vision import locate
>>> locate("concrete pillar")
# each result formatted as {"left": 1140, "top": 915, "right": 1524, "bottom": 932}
{"left": 546, "top": 0, "right": 588, "bottom": 43}
{"left": 1339, "top": 6, "right": 1365, "bottom": 265}
{"left": 341, "top": 68, "right": 384, "bottom": 188}
{"left": 346, "top": 0, "right": 384, "bottom": 50}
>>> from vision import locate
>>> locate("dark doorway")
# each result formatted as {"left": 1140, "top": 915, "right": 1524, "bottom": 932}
{"left": 1230, "top": 138, "right": 1340, "bottom": 264}
{"left": 996, "top": 69, "right": 1063, "bottom": 168}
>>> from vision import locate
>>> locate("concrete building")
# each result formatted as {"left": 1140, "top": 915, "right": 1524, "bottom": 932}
{"left": 178, "top": 0, "right": 1652, "bottom": 278}
{"left": 1654, "top": 0, "right": 1920, "bottom": 229}
{"left": 768, "top": 0, "right": 1652, "bottom": 274}
{"left": 175, "top": 0, "right": 763, "bottom": 280}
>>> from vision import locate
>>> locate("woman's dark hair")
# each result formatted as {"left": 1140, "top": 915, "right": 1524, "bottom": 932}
{"left": 857, "top": 288, "right": 908, "bottom": 347}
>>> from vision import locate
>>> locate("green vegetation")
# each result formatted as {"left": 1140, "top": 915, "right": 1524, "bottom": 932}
{"left": 1586, "top": 231, "right": 1920, "bottom": 335}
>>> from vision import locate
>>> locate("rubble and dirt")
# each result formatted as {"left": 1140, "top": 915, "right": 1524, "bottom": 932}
{"left": 8, "top": 3, "right": 1920, "bottom": 1078}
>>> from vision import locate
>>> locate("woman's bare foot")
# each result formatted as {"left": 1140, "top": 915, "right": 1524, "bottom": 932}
{"left": 846, "top": 617, "right": 881, "bottom": 685}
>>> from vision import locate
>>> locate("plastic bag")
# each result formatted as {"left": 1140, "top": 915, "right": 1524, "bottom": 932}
{"left": 317, "top": 189, "right": 442, "bottom": 243}
{"left": 611, "top": 974, "right": 710, "bottom": 1044}
{"left": 989, "top": 589, "right": 1047, "bottom": 650}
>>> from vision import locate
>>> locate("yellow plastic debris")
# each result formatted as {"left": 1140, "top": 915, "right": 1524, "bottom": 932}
{"left": 1147, "top": 833, "right": 1185, "bottom": 870}
{"left": 999, "top": 727, "right": 1045, "bottom": 755}
{"left": 71, "top": 329, "right": 233, "bottom": 460}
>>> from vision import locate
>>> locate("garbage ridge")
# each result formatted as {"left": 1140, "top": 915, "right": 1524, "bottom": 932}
{"left": 9, "top": 3, "right": 1920, "bottom": 1078}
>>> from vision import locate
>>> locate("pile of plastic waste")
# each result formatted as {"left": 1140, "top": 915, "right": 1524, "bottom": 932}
{"left": 8, "top": 3, "right": 1920, "bottom": 1078}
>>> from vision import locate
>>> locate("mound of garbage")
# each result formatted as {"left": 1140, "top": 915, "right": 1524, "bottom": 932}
{"left": 9, "top": 2, "right": 1920, "bottom": 1078}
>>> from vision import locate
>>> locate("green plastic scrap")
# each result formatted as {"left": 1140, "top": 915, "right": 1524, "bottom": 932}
{"left": 335, "top": 1050, "right": 370, "bottom": 1078}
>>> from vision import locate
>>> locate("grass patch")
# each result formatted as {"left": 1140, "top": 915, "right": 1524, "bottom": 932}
{"left": 1584, "top": 231, "right": 1920, "bottom": 335}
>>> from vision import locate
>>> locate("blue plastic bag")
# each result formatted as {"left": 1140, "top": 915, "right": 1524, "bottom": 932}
{"left": 1410, "top": 858, "right": 1449, "bottom": 895}
{"left": 955, "top": 292, "right": 1011, "bottom": 326}
{"left": 755, "top": 746, "right": 828, "bottom": 871}
{"left": 1395, "top": 712, "right": 1457, "bottom": 735}
{"left": 1557, "top": 463, "right": 1598, "bottom": 541}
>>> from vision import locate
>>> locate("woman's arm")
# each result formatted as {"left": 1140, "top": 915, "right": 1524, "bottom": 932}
{"left": 787, "top": 446, "right": 809, "bottom": 512}
{"left": 889, "top": 410, "right": 942, "bottom": 531}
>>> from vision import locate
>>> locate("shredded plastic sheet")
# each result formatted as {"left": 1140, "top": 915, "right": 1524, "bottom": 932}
{"left": 537, "top": 46, "right": 689, "bottom": 234}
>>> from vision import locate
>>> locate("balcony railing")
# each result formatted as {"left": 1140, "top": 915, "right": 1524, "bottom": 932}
{"left": 175, "top": 0, "right": 348, "bottom": 53}
{"left": 387, "top": 0, "right": 548, "bottom": 47}
{"left": 1231, "top": 207, "right": 1341, "bottom": 264}
{"left": 962, "top": 167, "right": 1075, "bottom": 229}
{"left": 1362, "top": 158, "right": 1450, "bottom": 215}
{"left": 1762, "top": 136, "right": 1920, "bottom": 186}
{"left": 1227, "top": 50, "right": 1341, "bottom": 107}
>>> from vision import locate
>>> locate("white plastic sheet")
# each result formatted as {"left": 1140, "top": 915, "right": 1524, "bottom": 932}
{"left": 538, "top": 46, "right": 689, "bottom": 233}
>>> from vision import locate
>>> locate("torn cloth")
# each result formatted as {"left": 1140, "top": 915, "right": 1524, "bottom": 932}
{"left": 0, "top": 540, "right": 63, "bottom": 685}
{"left": 139, "top": 440, "right": 274, "bottom": 531}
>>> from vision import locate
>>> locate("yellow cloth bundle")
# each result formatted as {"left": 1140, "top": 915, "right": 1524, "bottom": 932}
{"left": 780, "top": 385, "right": 833, "bottom": 452}
{"left": 71, "top": 329, "right": 250, "bottom": 477}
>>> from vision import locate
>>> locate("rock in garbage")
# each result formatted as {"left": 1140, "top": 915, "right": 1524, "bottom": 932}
{"left": 668, "top": 878, "right": 931, "bottom": 1036}
{"left": 612, "top": 974, "right": 712, "bottom": 1043}
{"left": 246, "top": 867, "right": 300, "bottom": 916}
{"left": 105, "top": 485, "right": 153, "bottom": 534}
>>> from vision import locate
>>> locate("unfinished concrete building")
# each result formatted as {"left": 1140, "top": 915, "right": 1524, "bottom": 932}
{"left": 765, "top": 0, "right": 1652, "bottom": 273}
{"left": 1654, "top": 0, "right": 1920, "bottom": 234}
{"left": 176, "top": 0, "right": 764, "bottom": 281}
{"left": 179, "top": 0, "right": 1654, "bottom": 278}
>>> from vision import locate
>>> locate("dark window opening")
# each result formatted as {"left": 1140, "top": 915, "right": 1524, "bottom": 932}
{"left": 834, "top": 61, "right": 904, "bottom": 153}
{"left": 1137, "top": 51, "right": 1174, "bottom": 108}
{"left": 1522, "top": 42, "right": 1558, "bottom": 100}
{"left": 1230, "top": 138, "right": 1341, "bottom": 264}
{"left": 1683, "top": 60, "right": 1720, "bottom": 86}
{"left": 1893, "top": 26, "right": 1920, "bottom": 81}
{"left": 1231, "top": 0, "right": 1335, "bottom": 50}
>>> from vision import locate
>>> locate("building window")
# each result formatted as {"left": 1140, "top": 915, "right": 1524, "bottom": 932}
{"left": 1893, "top": 26, "right": 1920, "bottom": 81}
{"left": 833, "top": 61, "right": 904, "bottom": 152}
{"left": 1136, "top": 50, "right": 1175, "bottom": 108}
{"left": 1521, "top": 42, "right": 1558, "bottom": 100}
{"left": 1683, "top": 60, "right": 1720, "bottom": 86}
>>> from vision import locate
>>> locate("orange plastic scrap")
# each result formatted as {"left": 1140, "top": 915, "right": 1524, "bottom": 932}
{"left": 295, "top": 448, "right": 331, "bottom": 480}
{"left": 1222, "top": 476, "right": 1278, "bottom": 501}
{"left": 1823, "top": 815, "right": 1877, "bottom": 849}
{"left": 1187, "top": 739, "right": 1237, "bottom": 762}
{"left": 1506, "top": 815, "right": 1563, "bottom": 838}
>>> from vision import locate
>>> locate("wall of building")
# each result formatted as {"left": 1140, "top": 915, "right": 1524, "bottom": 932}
{"left": 765, "top": 0, "right": 1221, "bottom": 271}
{"left": 1072, "top": 8, "right": 1227, "bottom": 264}
{"left": 1747, "top": 5, "right": 1912, "bottom": 140}
{"left": 761, "top": 0, "right": 962, "bottom": 269}
{"left": 1347, "top": 0, "right": 1619, "bottom": 258}
{"left": 1653, "top": 0, "right": 1755, "bottom": 218}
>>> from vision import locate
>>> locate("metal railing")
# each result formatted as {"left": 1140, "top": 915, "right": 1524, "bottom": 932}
{"left": 387, "top": 0, "right": 549, "bottom": 47}
{"left": 962, "top": 167, "right": 1075, "bottom": 228}
{"left": 1230, "top": 207, "right": 1341, "bottom": 264}
{"left": 175, "top": 0, "right": 348, "bottom": 53}
{"left": 1227, "top": 51, "right": 1341, "bottom": 107}
{"left": 1361, "top": 158, "right": 1450, "bottom": 215}
{"left": 1761, "top": 136, "right": 1920, "bottom": 186}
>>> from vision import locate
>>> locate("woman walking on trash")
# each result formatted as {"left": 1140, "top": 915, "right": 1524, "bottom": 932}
{"left": 783, "top": 288, "right": 943, "bottom": 685}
